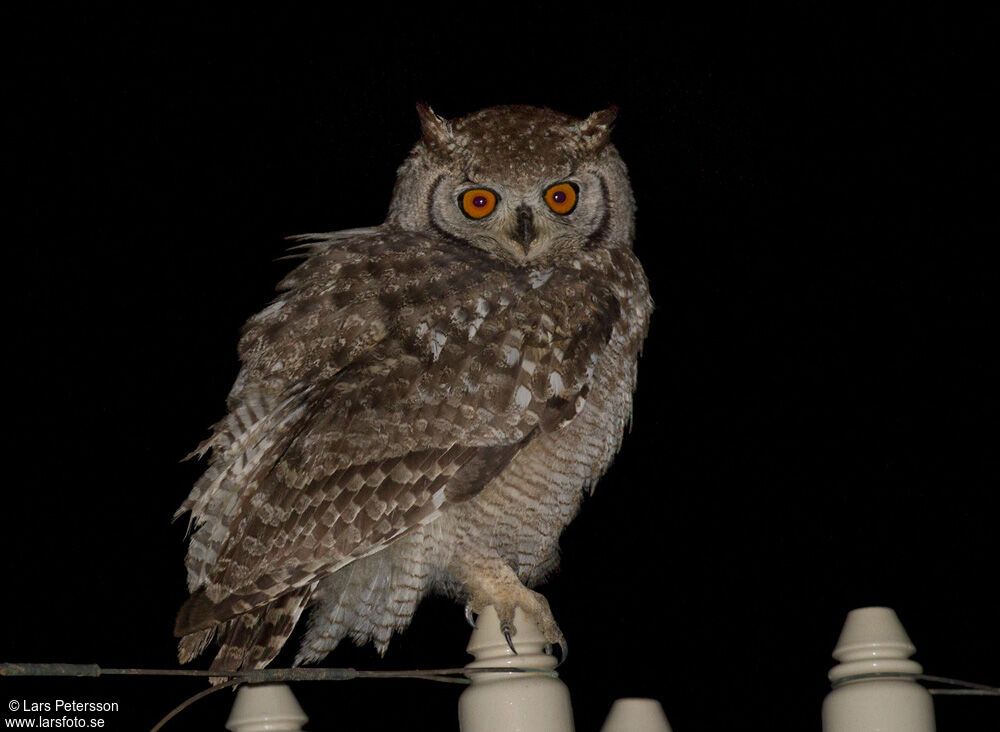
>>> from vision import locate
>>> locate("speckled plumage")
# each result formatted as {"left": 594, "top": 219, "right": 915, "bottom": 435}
{"left": 174, "top": 104, "right": 652, "bottom": 674}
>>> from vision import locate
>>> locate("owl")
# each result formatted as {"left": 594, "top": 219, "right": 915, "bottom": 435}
{"left": 174, "top": 103, "right": 652, "bottom": 674}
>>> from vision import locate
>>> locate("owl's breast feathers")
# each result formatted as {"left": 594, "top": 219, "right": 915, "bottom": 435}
{"left": 175, "top": 226, "right": 651, "bottom": 638}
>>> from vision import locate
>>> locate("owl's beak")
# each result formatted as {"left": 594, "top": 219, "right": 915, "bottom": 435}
{"left": 510, "top": 205, "right": 536, "bottom": 253}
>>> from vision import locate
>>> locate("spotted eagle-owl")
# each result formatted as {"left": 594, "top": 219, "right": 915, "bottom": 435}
{"left": 174, "top": 104, "right": 652, "bottom": 673}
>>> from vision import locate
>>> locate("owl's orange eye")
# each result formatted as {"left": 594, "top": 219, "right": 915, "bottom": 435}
{"left": 544, "top": 182, "right": 578, "bottom": 215}
{"left": 460, "top": 189, "right": 498, "bottom": 219}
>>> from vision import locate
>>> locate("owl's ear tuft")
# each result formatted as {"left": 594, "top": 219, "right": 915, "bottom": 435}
{"left": 416, "top": 102, "right": 455, "bottom": 156}
{"left": 579, "top": 106, "right": 619, "bottom": 153}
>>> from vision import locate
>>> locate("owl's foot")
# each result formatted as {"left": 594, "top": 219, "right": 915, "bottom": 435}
{"left": 465, "top": 584, "right": 567, "bottom": 664}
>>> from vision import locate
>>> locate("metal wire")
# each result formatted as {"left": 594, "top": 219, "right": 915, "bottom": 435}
{"left": 919, "top": 674, "right": 1000, "bottom": 697}
{"left": 149, "top": 679, "right": 241, "bottom": 732}
{"left": 0, "top": 662, "right": 556, "bottom": 683}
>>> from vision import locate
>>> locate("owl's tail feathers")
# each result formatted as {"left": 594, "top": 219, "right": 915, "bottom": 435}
{"left": 174, "top": 587, "right": 221, "bottom": 639}
{"left": 175, "top": 584, "right": 316, "bottom": 681}
{"left": 177, "top": 626, "right": 215, "bottom": 665}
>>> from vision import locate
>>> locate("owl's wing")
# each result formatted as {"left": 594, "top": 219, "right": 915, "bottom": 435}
{"left": 176, "top": 228, "right": 622, "bottom": 636}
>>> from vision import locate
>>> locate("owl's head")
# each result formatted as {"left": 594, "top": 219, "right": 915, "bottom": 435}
{"left": 387, "top": 104, "right": 634, "bottom": 266}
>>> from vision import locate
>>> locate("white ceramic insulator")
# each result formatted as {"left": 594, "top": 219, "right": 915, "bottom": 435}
{"left": 226, "top": 683, "right": 308, "bottom": 732}
{"left": 821, "top": 607, "right": 936, "bottom": 732}
{"left": 600, "top": 698, "right": 673, "bottom": 732}
{"left": 458, "top": 605, "right": 575, "bottom": 732}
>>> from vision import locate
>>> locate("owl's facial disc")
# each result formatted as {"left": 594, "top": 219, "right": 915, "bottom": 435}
{"left": 433, "top": 173, "right": 606, "bottom": 265}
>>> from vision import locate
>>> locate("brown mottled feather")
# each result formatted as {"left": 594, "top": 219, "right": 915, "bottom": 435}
{"left": 176, "top": 229, "right": 624, "bottom": 640}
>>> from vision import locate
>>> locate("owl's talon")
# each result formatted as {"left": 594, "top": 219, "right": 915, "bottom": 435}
{"left": 552, "top": 636, "right": 568, "bottom": 668}
{"left": 464, "top": 603, "right": 477, "bottom": 628}
{"left": 501, "top": 624, "right": 518, "bottom": 655}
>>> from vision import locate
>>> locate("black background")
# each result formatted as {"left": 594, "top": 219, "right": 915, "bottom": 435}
{"left": 5, "top": 7, "right": 997, "bottom": 731}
